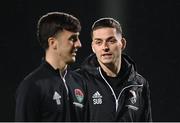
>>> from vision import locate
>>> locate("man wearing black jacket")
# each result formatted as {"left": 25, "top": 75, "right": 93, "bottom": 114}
{"left": 77, "top": 18, "right": 152, "bottom": 121}
{"left": 15, "top": 12, "right": 86, "bottom": 121}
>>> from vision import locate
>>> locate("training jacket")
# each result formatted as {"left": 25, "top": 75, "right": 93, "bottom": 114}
{"left": 15, "top": 60, "right": 86, "bottom": 121}
{"left": 77, "top": 53, "right": 152, "bottom": 122}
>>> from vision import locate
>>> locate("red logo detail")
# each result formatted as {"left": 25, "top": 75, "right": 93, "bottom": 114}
{"left": 74, "top": 89, "right": 84, "bottom": 102}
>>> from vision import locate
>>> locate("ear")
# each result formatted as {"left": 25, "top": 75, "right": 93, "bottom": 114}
{"left": 91, "top": 41, "right": 95, "bottom": 53}
{"left": 121, "top": 38, "right": 126, "bottom": 51}
{"left": 48, "top": 37, "right": 57, "bottom": 50}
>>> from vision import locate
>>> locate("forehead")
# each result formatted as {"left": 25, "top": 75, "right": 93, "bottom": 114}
{"left": 92, "top": 27, "right": 117, "bottom": 39}
{"left": 58, "top": 29, "right": 79, "bottom": 37}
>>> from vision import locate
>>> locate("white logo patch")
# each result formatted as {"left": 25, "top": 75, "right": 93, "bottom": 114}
{"left": 129, "top": 90, "right": 137, "bottom": 104}
{"left": 53, "top": 91, "right": 61, "bottom": 105}
{"left": 126, "top": 105, "right": 139, "bottom": 111}
{"left": 92, "top": 91, "right": 103, "bottom": 105}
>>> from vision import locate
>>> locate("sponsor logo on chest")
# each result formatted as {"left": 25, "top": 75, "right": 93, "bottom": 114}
{"left": 53, "top": 91, "right": 61, "bottom": 105}
{"left": 92, "top": 91, "right": 103, "bottom": 105}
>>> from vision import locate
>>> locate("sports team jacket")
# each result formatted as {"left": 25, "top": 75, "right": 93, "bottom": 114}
{"left": 15, "top": 60, "right": 87, "bottom": 121}
{"left": 77, "top": 53, "right": 152, "bottom": 122}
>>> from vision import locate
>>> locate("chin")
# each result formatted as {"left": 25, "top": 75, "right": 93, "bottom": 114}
{"left": 67, "top": 58, "right": 76, "bottom": 64}
{"left": 101, "top": 59, "right": 113, "bottom": 64}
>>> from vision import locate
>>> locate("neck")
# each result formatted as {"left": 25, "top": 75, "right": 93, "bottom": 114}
{"left": 99, "top": 58, "right": 121, "bottom": 77}
{"left": 45, "top": 51, "right": 67, "bottom": 72}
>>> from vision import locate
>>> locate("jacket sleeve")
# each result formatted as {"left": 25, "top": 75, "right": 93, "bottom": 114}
{"left": 143, "top": 80, "right": 152, "bottom": 121}
{"left": 15, "top": 80, "right": 41, "bottom": 121}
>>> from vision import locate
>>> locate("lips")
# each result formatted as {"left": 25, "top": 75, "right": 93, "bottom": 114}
{"left": 72, "top": 49, "right": 78, "bottom": 56}
{"left": 72, "top": 52, "right": 77, "bottom": 56}
{"left": 102, "top": 53, "right": 112, "bottom": 57}
{"left": 101, "top": 53, "right": 112, "bottom": 58}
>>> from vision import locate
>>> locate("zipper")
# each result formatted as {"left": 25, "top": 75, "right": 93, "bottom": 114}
{"left": 59, "top": 69, "right": 69, "bottom": 99}
{"left": 117, "top": 84, "right": 143, "bottom": 101}
{"left": 98, "top": 67, "right": 143, "bottom": 112}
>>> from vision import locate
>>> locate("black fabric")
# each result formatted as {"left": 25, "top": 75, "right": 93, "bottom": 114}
{"left": 76, "top": 53, "right": 152, "bottom": 122}
{"left": 15, "top": 60, "right": 87, "bottom": 121}
{"left": 101, "top": 57, "right": 132, "bottom": 97}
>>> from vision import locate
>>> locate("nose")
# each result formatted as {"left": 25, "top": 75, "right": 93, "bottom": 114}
{"left": 102, "top": 42, "right": 109, "bottom": 51}
{"left": 74, "top": 39, "right": 82, "bottom": 48}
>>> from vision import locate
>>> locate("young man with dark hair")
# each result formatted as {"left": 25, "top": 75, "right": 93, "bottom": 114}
{"left": 77, "top": 18, "right": 152, "bottom": 121}
{"left": 15, "top": 12, "right": 86, "bottom": 121}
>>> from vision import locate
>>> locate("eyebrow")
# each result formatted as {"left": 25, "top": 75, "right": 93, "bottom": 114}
{"left": 94, "top": 38, "right": 102, "bottom": 41}
{"left": 106, "top": 36, "right": 115, "bottom": 41}
{"left": 94, "top": 36, "right": 115, "bottom": 41}
{"left": 68, "top": 34, "right": 79, "bottom": 40}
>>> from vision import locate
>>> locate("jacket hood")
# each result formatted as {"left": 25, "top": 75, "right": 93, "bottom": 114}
{"left": 80, "top": 53, "right": 138, "bottom": 81}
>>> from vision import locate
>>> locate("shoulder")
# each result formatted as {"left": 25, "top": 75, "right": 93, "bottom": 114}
{"left": 69, "top": 70, "right": 82, "bottom": 77}
{"left": 67, "top": 70, "right": 86, "bottom": 85}
{"left": 134, "top": 72, "right": 149, "bottom": 87}
{"left": 16, "top": 65, "right": 48, "bottom": 95}
{"left": 74, "top": 68, "right": 86, "bottom": 75}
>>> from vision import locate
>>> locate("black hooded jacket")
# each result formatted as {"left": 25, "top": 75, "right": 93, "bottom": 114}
{"left": 15, "top": 60, "right": 87, "bottom": 121}
{"left": 77, "top": 53, "right": 152, "bottom": 122}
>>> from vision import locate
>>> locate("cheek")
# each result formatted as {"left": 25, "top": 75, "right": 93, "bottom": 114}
{"left": 111, "top": 46, "right": 122, "bottom": 55}
{"left": 119, "top": 42, "right": 124, "bottom": 49}
{"left": 59, "top": 43, "right": 72, "bottom": 51}
{"left": 93, "top": 47, "right": 101, "bottom": 55}
{"left": 57, "top": 46, "right": 69, "bottom": 56}
{"left": 114, "top": 43, "right": 123, "bottom": 50}
{"left": 92, "top": 45, "right": 97, "bottom": 53}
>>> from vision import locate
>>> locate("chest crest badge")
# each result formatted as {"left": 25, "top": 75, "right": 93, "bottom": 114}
{"left": 129, "top": 90, "right": 137, "bottom": 104}
{"left": 74, "top": 89, "right": 84, "bottom": 103}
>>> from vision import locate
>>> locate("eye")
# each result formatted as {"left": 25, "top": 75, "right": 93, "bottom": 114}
{"left": 94, "top": 40, "right": 102, "bottom": 45}
{"left": 69, "top": 35, "right": 78, "bottom": 42}
{"left": 107, "top": 38, "right": 117, "bottom": 44}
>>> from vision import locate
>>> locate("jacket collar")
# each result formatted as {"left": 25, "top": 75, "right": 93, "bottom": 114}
{"left": 81, "top": 53, "right": 138, "bottom": 84}
{"left": 41, "top": 58, "right": 68, "bottom": 76}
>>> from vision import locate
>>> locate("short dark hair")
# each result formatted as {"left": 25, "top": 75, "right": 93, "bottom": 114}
{"left": 91, "top": 18, "right": 122, "bottom": 37}
{"left": 37, "top": 12, "right": 81, "bottom": 50}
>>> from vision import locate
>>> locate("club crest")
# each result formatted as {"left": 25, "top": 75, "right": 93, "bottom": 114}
{"left": 74, "top": 89, "right": 84, "bottom": 103}
{"left": 129, "top": 90, "right": 137, "bottom": 104}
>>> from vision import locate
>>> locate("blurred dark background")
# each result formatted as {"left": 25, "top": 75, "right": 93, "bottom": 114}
{"left": 0, "top": 0, "right": 180, "bottom": 121}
